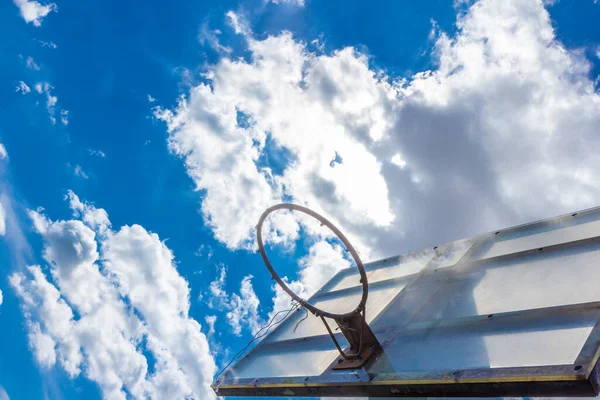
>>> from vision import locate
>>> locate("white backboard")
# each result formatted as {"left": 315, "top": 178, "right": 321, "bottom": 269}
{"left": 214, "top": 207, "right": 600, "bottom": 398}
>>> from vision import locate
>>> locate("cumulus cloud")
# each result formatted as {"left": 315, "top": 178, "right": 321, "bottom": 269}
{"left": 13, "top": 0, "right": 56, "bottom": 27}
{"left": 156, "top": 34, "right": 393, "bottom": 255}
{"left": 161, "top": 0, "right": 600, "bottom": 261}
{"left": 16, "top": 81, "right": 31, "bottom": 94}
{"left": 159, "top": 0, "right": 600, "bottom": 322}
{"left": 0, "top": 144, "right": 7, "bottom": 160}
{"left": 10, "top": 193, "right": 216, "bottom": 399}
{"left": 66, "top": 190, "right": 110, "bottom": 234}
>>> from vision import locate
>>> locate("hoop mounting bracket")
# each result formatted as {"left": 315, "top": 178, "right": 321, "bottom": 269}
{"left": 332, "top": 314, "right": 380, "bottom": 370}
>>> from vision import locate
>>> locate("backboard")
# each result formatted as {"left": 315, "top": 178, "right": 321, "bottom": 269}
{"left": 213, "top": 206, "right": 600, "bottom": 398}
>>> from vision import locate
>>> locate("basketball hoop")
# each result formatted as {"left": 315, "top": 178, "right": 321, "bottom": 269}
{"left": 256, "top": 203, "right": 381, "bottom": 368}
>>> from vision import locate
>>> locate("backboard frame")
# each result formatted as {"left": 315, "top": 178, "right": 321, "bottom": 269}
{"left": 213, "top": 206, "right": 600, "bottom": 397}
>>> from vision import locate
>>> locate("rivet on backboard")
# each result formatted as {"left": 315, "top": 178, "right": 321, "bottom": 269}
{"left": 574, "top": 365, "right": 583, "bottom": 371}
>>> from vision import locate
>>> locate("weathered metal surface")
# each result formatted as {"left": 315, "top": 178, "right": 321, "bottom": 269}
{"left": 214, "top": 206, "right": 600, "bottom": 397}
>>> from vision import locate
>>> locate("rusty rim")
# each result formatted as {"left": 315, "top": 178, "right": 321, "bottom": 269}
{"left": 256, "top": 203, "right": 368, "bottom": 320}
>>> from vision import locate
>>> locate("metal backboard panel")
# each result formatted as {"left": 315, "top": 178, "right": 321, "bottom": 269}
{"left": 213, "top": 207, "right": 600, "bottom": 397}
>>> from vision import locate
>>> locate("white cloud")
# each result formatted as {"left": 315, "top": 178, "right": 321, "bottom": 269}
{"left": 268, "top": 240, "right": 351, "bottom": 319}
{"left": 87, "top": 149, "right": 106, "bottom": 158}
{"left": 103, "top": 224, "right": 216, "bottom": 399}
{"left": 36, "top": 39, "right": 57, "bottom": 49}
{"left": 66, "top": 191, "right": 110, "bottom": 234}
{"left": 205, "top": 265, "right": 263, "bottom": 336}
{"left": 225, "top": 275, "right": 262, "bottom": 336}
{"left": 225, "top": 11, "right": 250, "bottom": 36}
{"left": 160, "top": 0, "right": 600, "bottom": 322}
{"left": 11, "top": 194, "right": 217, "bottom": 399}
{"left": 298, "top": 240, "right": 351, "bottom": 294}
{"left": 195, "top": 244, "right": 213, "bottom": 259}
{"left": 26, "top": 56, "right": 40, "bottom": 71}
{"left": 60, "top": 109, "right": 69, "bottom": 125}
{"left": 73, "top": 165, "right": 88, "bottom": 179}
{"left": 156, "top": 34, "right": 393, "bottom": 254}
{"left": 0, "top": 151, "right": 9, "bottom": 236}
{"left": 199, "top": 23, "right": 232, "bottom": 54}
{"left": 390, "top": 153, "right": 406, "bottom": 169}
{"left": 203, "top": 315, "right": 227, "bottom": 361}
{"left": 13, "top": 0, "right": 56, "bottom": 27}
{"left": 147, "top": 94, "right": 156, "bottom": 103}
{"left": 163, "top": 0, "right": 600, "bottom": 254}
{"left": 0, "top": 385, "right": 9, "bottom": 400}
{"left": 207, "top": 264, "right": 228, "bottom": 309}
{"left": 271, "top": 0, "right": 305, "bottom": 6}
{"left": 16, "top": 81, "right": 31, "bottom": 94}
{"left": 0, "top": 192, "right": 32, "bottom": 270}
{"left": 0, "top": 201, "right": 6, "bottom": 236}
{"left": 205, "top": 315, "right": 217, "bottom": 337}
{"left": 0, "top": 289, "right": 3, "bottom": 306}
{"left": 34, "top": 82, "right": 59, "bottom": 124}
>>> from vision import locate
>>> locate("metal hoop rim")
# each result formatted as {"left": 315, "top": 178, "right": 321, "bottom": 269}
{"left": 256, "top": 203, "right": 369, "bottom": 320}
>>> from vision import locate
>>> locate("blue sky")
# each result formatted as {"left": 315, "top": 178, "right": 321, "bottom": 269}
{"left": 1, "top": 0, "right": 600, "bottom": 399}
